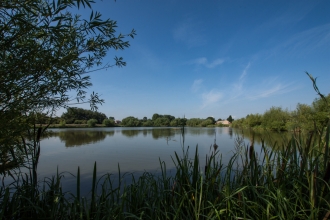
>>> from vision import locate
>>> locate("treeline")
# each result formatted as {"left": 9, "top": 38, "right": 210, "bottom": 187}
{"left": 120, "top": 114, "right": 234, "bottom": 127}
{"left": 232, "top": 94, "right": 330, "bottom": 131}
{"left": 31, "top": 107, "right": 116, "bottom": 127}
{"left": 121, "top": 114, "right": 187, "bottom": 127}
{"left": 33, "top": 107, "right": 234, "bottom": 128}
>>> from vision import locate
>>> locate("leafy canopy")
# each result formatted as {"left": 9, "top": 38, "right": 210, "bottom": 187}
{"left": 0, "top": 0, "right": 135, "bottom": 160}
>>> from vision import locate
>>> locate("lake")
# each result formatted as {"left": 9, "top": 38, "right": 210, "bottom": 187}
{"left": 5, "top": 127, "right": 291, "bottom": 195}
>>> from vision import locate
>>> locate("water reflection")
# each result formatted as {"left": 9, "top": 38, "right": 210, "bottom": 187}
{"left": 186, "top": 128, "right": 216, "bottom": 136}
{"left": 233, "top": 129, "right": 292, "bottom": 149}
{"left": 42, "top": 127, "right": 296, "bottom": 151}
{"left": 152, "top": 128, "right": 177, "bottom": 139}
{"left": 46, "top": 130, "right": 114, "bottom": 147}
{"left": 121, "top": 129, "right": 140, "bottom": 138}
{"left": 228, "top": 127, "right": 233, "bottom": 138}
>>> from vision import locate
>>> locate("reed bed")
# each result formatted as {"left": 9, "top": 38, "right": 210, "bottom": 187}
{"left": 1, "top": 122, "right": 330, "bottom": 219}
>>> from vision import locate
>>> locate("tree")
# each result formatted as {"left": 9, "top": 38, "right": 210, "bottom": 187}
{"left": 142, "top": 119, "right": 154, "bottom": 127}
{"left": 87, "top": 119, "right": 98, "bottom": 127}
{"left": 103, "top": 119, "right": 114, "bottom": 127}
{"left": 262, "top": 107, "right": 290, "bottom": 131}
{"left": 206, "top": 116, "right": 216, "bottom": 124}
{"left": 61, "top": 107, "right": 107, "bottom": 124}
{"left": 201, "top": 119, "right": 213, "bottom": 127}
{"left": 186, "top": 118, "right": 203, "bottom": 127}
{"left": 0, "top": 0, "right": 135, "bottom": 165}
{"left": 121, "top": 116, "right": 141, "bottom": 127}
{"left": 170, "top": 118, "right": 186, "bottom": 127}
{"left": 154, "top": 118, "right": 170, "bottom": 127}
{"left": 163, "top": 115, "right": 175, "bottom": 122}
{"left": 227, "top": 115, "right": 234, "bottom": 123}
{"left": 245, "top": 114, "right": 262, "bottom": 127}
{"left": 152, "top": 113, "right": 160, "bottom": 121}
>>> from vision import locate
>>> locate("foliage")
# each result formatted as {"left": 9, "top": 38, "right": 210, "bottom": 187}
{"left": 200, "top": 119, "right": 214, "bottom": 127}
{"left": 102, "top": 119, "right": 114, "bottom": 127}
{"left": 142, "top": 119, "right": 154, "bottom": 127}
{"left": 152, "top": 113, "right": 160, "bottom": 121}
{"left": 227, "top": 115, "right": 234, "bottom": 123}
{"left": 59, "top": 119, "right": 66, "bottom": 127}
{"left": 87, "top": 119, "right": 98, "bottom": 127}
{"left": 232, "top": 73, "right": 330, "bottom": 132}
{"left": 74, "top": 119, "right": 87, "bottom": 124}
{"left": 169, "top": 118, "right": 186, "bottom": 127}
{"left": 262, "top": 107, "right": 290, "bottom": 131}
{"left": 62, "top": 107, "right": 107, "bottom": 124}
{"left": 0, "top": 0, "right": 135, "bottom": 167}
{"left": 186, "top": 118, "right": 214, "bottom": 127}
{"left": 121, "top": 116, "right": 141, "bottom": 127}
{"left": 288, "top": 103, "right": 314, "bottom": 131}
{"left": 206, "top": 116, "right": 216, "bottom": 124}
{"left": 153, "top": 117, "right": 170, "bottom": 127}
{"left": 245, "top": 113, "right": 263, "bottom": 127}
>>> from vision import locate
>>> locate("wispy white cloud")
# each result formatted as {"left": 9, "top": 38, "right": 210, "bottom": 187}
{"left": 206, "top": 59, "right": 225, "bottom": 68}
{"left": 188, "top": 57, "right": 224, "bottom": 68}
{"left": 191, "top": 79, "right": 203, "bottom": 92}
{"left": 258, "top": 23, "right": 330, "bottom": 60}
{"left": 247, "top": 81, "right": 297, "bottom": 100}
{"left": 222, "top": 63, "right": 298, "bottom": 104}
{"left": 173, "top": 18, "right": 206, "bottom": 48}
{"left": 240, "top": 62, "right": 250, "bottom": 80}
{"left": 201, "top": 90, "right": 223, "bottom": 108}
{"left": 230, "top": 62, "right": 251, "bottom": 100}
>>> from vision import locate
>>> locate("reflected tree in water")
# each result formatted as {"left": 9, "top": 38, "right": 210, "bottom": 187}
{"left": 46, "top": 131, "right": 116, "bottom": 147}
{"left": 152, "top": 129, "right": 175, "bottom": 140}
{"left": 234, "top": 129, "right": 292, "bottom": 150}
{"left": 121, "top": 130, "right": 140, "bottom": 138}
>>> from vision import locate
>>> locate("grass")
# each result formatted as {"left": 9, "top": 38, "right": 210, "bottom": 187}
{"left": 1, "top": 122, "right": 330, "bottom": 219}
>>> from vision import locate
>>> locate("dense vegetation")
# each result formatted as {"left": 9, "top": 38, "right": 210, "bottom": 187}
{"left": 0, "top": 0, "right": 134, "bottom": 186}
{"left": 54, "top": 110, "right": 233, "bottom": 128}
{"left": 61, "top": 107, "right": 108, "bottom": 124}
{"left": 232, "top": 93, "right": 330, "bottom": 132}
{"left": 120, "top": 115, "right": 234, "bottom": 127}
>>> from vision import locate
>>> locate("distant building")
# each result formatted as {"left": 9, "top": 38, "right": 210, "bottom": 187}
{"left": 216, "top": 120, "right": 231, "bottom": 125}
{"left": 115, "top": 120, "right": 121, "bottom": 124}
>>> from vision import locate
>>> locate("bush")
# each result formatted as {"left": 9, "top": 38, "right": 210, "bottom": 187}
{"left": 87, "top": 119, "right": 98, "bottom": 127}
{"left": 102, "top": 119, "right": 114, "bottom": 127}
{"left": 59, "top": 120, "right": 66, "bottom": 127}
{"left": 74, "top": 120, "right": 87, "bottom": 124}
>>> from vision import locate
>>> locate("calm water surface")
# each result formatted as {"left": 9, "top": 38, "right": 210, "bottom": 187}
{"left": 40, "top": 127, "right": 235, "bottom": 176}
{"left": 15, "top": 127, "right": 291, "bottom": 195}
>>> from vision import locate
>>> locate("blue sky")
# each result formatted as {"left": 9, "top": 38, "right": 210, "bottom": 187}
{"left": 68, "top": 0, "right": 330, "bottom": 121}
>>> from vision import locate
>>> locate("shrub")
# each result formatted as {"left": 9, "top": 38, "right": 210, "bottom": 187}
{"left": 74, "top": 120, "right": 87, "bottom": 124}
{"left": 102, "top": 119, "right": 114, "bottom": 127}
{"left": 87, "top": 119, "right": 98, "bottom": 127}
{"left": 59, "top": 120, "right": 66, "bottom": 127}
